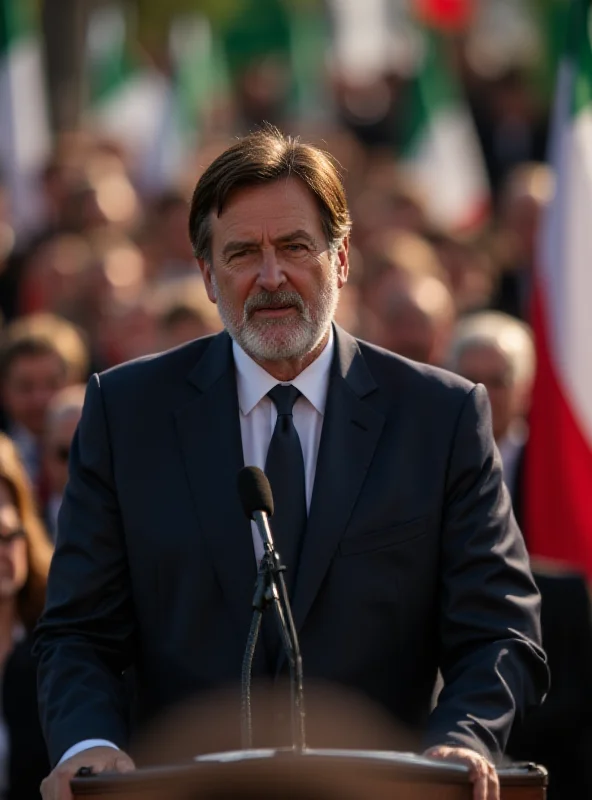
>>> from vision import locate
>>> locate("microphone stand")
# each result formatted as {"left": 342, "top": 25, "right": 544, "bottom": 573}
{"left": 241, "top": 514, "right": 306, "bottom": 753}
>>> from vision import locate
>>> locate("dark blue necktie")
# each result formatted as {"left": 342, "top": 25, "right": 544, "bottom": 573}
{"left": 265, "top": 384, "right": 307, "bottom": 595}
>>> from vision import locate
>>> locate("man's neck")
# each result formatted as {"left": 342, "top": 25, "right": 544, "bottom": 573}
{"left": 250, "top": 329, "right": 330, "bottom": 382}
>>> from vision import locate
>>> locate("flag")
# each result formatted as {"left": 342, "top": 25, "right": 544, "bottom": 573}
{"left": 285, "top": 0, "right": 332, "bottom": 125}
{"left": 413, "top": 0, "right": 474, "bottom": 30}
{"left": 0, "top": 0, "right": 50, "bottom": 235}
{"left": 399, "top": 29, "right": 490, "bottom": 232}
{"left": 526, "top": 0, "right": 592, "bottom": 575}
{"left": 84, "top": 2, "right": 172, "bottom": 191}
{"left": 169, "top": 14, "right": 230, "bottom": 151}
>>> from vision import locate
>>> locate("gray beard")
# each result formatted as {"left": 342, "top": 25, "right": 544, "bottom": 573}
{"left": 212, "top": 276, "right": 339, "bottom": 362}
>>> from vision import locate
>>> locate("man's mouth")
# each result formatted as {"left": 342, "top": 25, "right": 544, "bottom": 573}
{"left": 252, "top": 304, "right": 296, "bottom": 317}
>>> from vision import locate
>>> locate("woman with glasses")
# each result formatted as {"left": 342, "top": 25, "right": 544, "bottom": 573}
{"left": 0, "top": 432, "right": 53, "bottom": 798}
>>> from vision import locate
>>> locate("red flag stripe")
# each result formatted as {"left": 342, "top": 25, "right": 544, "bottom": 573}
{"left": 525, "top": 283, "right": 592, "bottom": 574}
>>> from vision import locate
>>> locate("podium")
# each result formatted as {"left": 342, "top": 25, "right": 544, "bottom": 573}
{"left": 70, "top": 749, "right": 547, "bottom": 800}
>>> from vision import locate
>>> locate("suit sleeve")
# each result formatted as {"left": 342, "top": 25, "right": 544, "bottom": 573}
{"left": 424, "top": 384, "right": 549, "bottom": 761}
{"left": 33, "top": 373, "right": 136, "bottom": 767}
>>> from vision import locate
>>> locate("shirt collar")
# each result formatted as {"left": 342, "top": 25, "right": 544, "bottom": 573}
{"left": 233, "top": 327, "right": 334, "bottom": 416}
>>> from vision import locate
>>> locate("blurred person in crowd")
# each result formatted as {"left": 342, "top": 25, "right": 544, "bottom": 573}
{"left": 428, "top": 231, "right": 494, "bottom": 314}
{"left": 491, "top": 163, "right": 554, "bottom": 321}
{"left": 145, "top": 193, "right": 203, "bottom": 284}
{"left": 17, "top": 233, "right": 95, "bottom": 320}
{"left": 361, "top": 229, "right": 446, "bottom": 309}
{"left": 59, "top": 181, "right": 109, "bottom": 235}
{"left": 38, "top": 152, "right": 88, "bottom": 237}
{"left": 36, "top": 128, "right": 548, "bottom": 800}
{"left": 470, "top": 68, "right": 548, "bottom": 198}
{"left": 95, "top": 294, "right": 157, "bottom": 369}
{"left": 351, "top": 169, "right": 429, "bottom": 253}
{"left": 332, "top": 71, "right": 401, "bottom": 152}
{"left": 447, "top": 311, "right": 534, "bottom": 506}
{"left": 6, "top": 313, "right": 90, "bottom": 386}
{"left": 0, "top": 337, "right": 68, "bottom": 492}
{"left": 87, "top": 235, "right": 151, "bottom": 368}
{"left": 365, "top": 272, "right": 456, "bottom": 366}
{"left": 152, "top": 277, "right": 223, "bottom": 352}
{"left": 0, "top": 432, "right": 52, "bottom": 799}
{"left": 42, "top": 386, "right": 86, "bottom": 542}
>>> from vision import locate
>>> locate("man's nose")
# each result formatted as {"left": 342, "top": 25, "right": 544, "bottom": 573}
{"left": 256, "top": 248, "right": 286, "bottom": 292}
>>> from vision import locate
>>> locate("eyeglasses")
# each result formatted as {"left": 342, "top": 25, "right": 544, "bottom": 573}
{"left": 0, "top": 529, "right": 26, "bottom": 546}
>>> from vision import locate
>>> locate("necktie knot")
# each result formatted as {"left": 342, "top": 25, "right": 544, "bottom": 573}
{"left": 268, "top": 384, "right": 301, "bottom": 417}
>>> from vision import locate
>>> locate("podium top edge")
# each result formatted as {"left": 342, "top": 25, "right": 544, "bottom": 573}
{"left": 70, "top": 749, "right": 548, "bottom": 793}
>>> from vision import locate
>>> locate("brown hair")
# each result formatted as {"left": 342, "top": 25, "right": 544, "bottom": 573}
{"left": 5, "top": 312, "right": 90, "bottom": 384}
{"left": 0, "top": 433, "right": 53, "bottom": 632}
{"left": 189, "top": 126, "right": 352, "bottom": 264}
{"left": 0, "top": 335, "right": 67, "bottom": 387}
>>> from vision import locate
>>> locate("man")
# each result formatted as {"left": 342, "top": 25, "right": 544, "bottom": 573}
{"left": 35, "top": 129, "right": 548, "bottom": 800}
{"left": 42, "top": 385, "right": 86, "bottom": 541}
{"left": 151, "top": 276, "right": 223, "bottom": 352}
{"left": 0, "top": 336, "right": 68, "bottom": 492}
{"left": 446, "top": 311, "right": 534, "bottom": 507}
{"left": 364, "top": 271, "right": 456, "bottom": 366}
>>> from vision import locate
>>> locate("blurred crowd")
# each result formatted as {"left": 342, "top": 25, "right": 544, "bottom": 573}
{"left": 0, "top": 3, "right": 590, "bottom": 797}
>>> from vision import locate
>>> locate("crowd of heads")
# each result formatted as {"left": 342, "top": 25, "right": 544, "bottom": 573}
{"left": 0, "top": 94, "right": 548, "bottom": 538}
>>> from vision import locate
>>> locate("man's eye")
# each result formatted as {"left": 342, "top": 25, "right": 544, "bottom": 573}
{"left": 284, "top": 243, "right": 307, "bottom": 253}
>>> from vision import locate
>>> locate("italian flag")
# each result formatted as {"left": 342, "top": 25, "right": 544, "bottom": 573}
{"left": 400, "top": 29, "right": 489, "bottom": 232}
{"left": 526, "top": 0, "right": 592, "bottom": 575}
{"left": 0, "top": 0, "right": 49, "bottom": 235}
{"left": 85, "top": 2, "right": 172, "bottom": 191}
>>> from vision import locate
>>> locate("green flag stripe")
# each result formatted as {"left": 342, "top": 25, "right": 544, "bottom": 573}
{"left": 0, "top": 0, "right": 34, "bottom": 58}
{"left": 401, "top": 29, "right": 460, "bottom": 155}
{"left": 86, "top": 4, "right": 136, "bottom": 106}
{"left": 566, "top": 0, "right": 592, "bottom": 115}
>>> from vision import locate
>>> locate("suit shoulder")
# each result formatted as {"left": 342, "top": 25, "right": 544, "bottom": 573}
{"left": 95, "top": 335, "right": 217, "bottom": 393}
{"left": 356, "top": 337, "right": 476, "bottom": 400}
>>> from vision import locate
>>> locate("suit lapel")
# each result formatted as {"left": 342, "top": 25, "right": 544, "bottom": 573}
{"left": 174, "top": 332, "right": 256, "bottom": 641}
{"left": 287, "top": 327, "right": 385, "bottom": 648}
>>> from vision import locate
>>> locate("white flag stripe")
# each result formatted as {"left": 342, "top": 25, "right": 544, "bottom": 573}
{"left": 406, "top": 107, "right": 489, "bottom": 230}
{"left": 539, "top": 62, "right": 592, "bottom": 446}
{"left": 0, "top": 35, "right": 49, "bottom": 234}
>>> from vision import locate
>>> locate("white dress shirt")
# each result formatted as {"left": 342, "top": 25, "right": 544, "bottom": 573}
{"left": 59, "top": 330, "right": 334, "bottom": 765}
{"left": 234, "top": 329, "right": 333, "bottom": 561}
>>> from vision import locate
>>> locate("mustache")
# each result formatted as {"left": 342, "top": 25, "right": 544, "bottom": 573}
{"left": 244, "top": 291, "right": 306, "bottom": 317}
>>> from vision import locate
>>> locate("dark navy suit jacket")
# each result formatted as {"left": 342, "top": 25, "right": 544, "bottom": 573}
{"left": 34, "top": 326, "right": 548, "bottom": 766}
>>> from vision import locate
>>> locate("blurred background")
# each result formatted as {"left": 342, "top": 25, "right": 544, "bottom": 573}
{"left": 1, "top": 1, "right": 592, "bottom": 798}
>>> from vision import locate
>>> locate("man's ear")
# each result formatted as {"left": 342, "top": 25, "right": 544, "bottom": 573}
{"left": 336, "top": 236, "right": 349, "bottom": 289}
{"left": 197, "top": 259, "right": 217, "bottom": 303}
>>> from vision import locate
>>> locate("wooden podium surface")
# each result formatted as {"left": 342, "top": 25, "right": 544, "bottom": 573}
{"left": 71, "top": 749, "right": 547, "bottom": 800}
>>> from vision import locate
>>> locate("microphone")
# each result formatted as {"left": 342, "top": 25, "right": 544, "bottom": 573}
{"left": 237, "top": 466, "right": 306, "bottom": 752}
{"left": 237, "top": 466, "right": 275, "bottom": 551}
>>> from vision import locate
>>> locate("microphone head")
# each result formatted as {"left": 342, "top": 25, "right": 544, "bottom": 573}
{"left": 237, "top": 466, "right": 274, "bottom": 520}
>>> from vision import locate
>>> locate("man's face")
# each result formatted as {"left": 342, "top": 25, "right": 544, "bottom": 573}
{"left": 1, "top": 353, "right": 67, "bottom": 437}
{"left": 44, "top": 411, "right": 81, "bottom": 495}
{"left": 198, "top": 178, "right": 348, "bottom": 362}
{"left": 456, "top": 345, "right": 515, "bottom": 442}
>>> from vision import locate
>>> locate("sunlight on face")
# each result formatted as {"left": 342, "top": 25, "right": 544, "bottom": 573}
{"left": 203, "top": 178, "right": 347, "bottom": 362}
